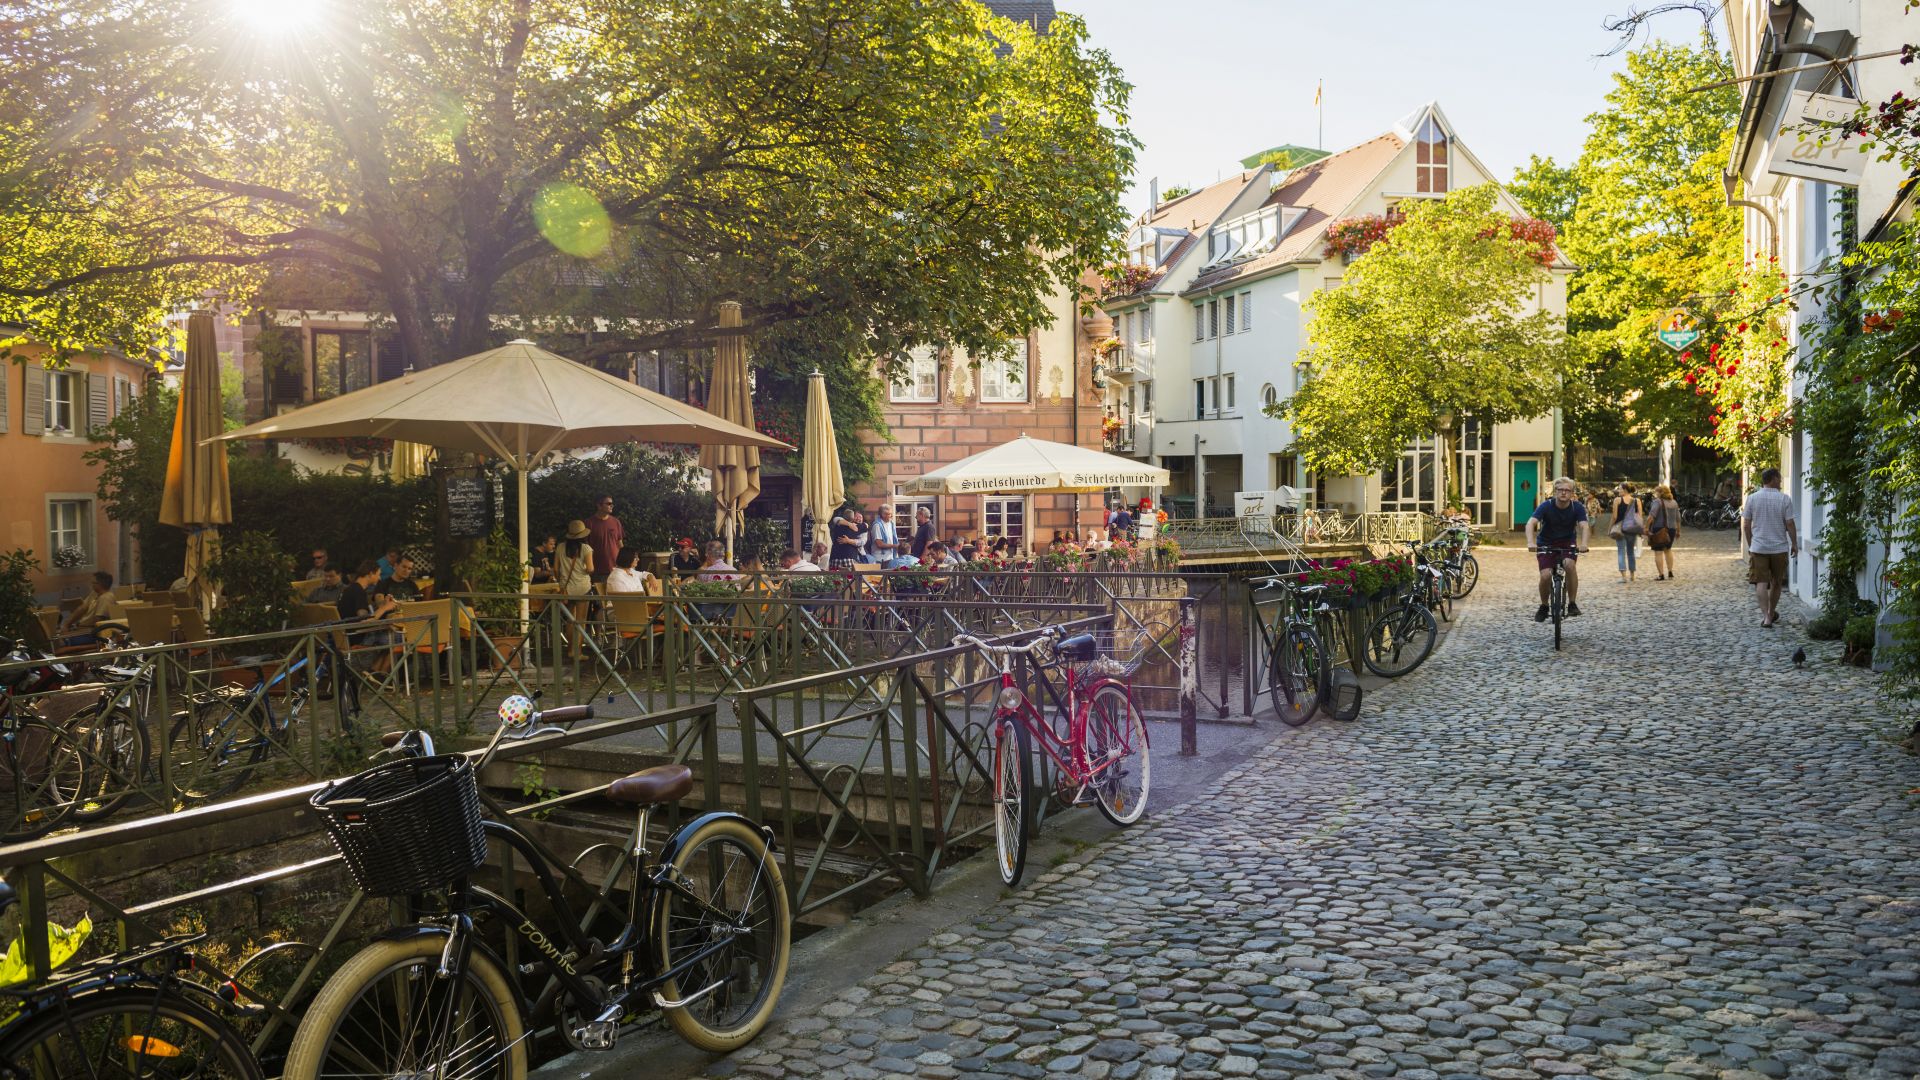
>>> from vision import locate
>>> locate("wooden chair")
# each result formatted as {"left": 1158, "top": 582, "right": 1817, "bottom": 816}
{"left": 111, "top": 585, "right": 137, "bottom": 602}
{"left": 296, "top": 603, "right": 341, "bottom": 628}
{"left": 168, "top": 590, "right": 193, "bottom": 609}
{"left": 123, "top": 604, "right": 177, "bottom": 647}
{"left": 602, "top": 586, "right": 664, "bottom": 669}
{"left": 291, "top": 579, "right": 325, "bottom": 601}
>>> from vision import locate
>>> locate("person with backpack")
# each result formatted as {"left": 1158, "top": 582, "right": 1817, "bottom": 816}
{"left": 1609, "top": 482, "right": 1644, "bottom": 584}
{"left": 1645, "top": 483, "right": 1681, "bottom": 581}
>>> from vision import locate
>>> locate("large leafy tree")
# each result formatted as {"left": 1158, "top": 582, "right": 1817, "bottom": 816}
{"left": 0, "top": 0, "right": 1135, "bottom": 373}
{"left": 1276, "top": 185, "right": 1568, "bottom": 504}
{"left": 1510, "top": 38, "right": 1741, "bottom": 451}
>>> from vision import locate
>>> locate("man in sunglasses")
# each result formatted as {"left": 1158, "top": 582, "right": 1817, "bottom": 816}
{"left": 305, "top": 548, "right": 331, "bottom": 581}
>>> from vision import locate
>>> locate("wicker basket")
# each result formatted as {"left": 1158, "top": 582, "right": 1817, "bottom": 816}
{"left": 310, "top": 755, "right": 487, "bottom": 896}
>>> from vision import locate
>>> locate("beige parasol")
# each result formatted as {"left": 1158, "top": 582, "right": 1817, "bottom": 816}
{"left": 159, "top": 312, "right": 232, "bottom": 616}
{"left": 214, "top": 339, "right": 787, "bottom": 618}
{"left": 698, "top": 301, "right": 760, "bottom": 559}
{"left": 901, "top": 434, "right": 1170, "bottom": 495}
{"left": 801, "top": 370, "right": 845, "bottom": 549}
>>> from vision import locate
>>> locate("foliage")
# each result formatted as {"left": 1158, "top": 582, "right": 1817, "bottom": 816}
{"left": 1099, "top": 263, "right": 1159, "bottom": 299}
{"left": 1159, "top": 185, "right": 1192, "bottom": 201}
{"left": 1322, "top": 211, "right": 1557, "bottom": 267}
{"left": 50, "top": 546, "right": 86, "bottom": 570}
{"left": 1279, "top": 186, "right": 1568, "bottom": 480}
{"left": 291, "top": 437, "right": 395, "bottom": 458}
{"left": 1843, "top": 613, "right": 1878, "bottom": 654}
{"left": 750, "top": 322, "right": 886, "bottom": 487}
{"left": 783, "top": 574, "right": 842, "bottom": 598}
{"left": 86, "top": 384, "right": 188, "bottom": 584}
{"left": 1298, "top": 559, "right": 1357, "bottom": 594}
{"left": 452, "top": 530, "right": 526, "bottom": 621}
{"left": 0, "top": 549, "right": 40, "bottom": 645}
{"left": 207, "top": 532, "right": 297, "bottom": 638}
{"left": 505, "top": 445, "right": 709, "bottom": 557}
{"left": 735, "top": 517, "right": 787, "bottom": 567}
{"left": 0, "top": 0, "right": 1136, "bottom": 387}
{"left": 227, "top": 457, "right": 435, "bottom": 573}
{"left": 1514, "top": 38, "right": 1740, "bottom": 451}
{"left": 1807, "top": 611, "right": 1848, "bottom": 642}
{"left": 676, "top": 580, "right": 741, "bottom": 600}
{"left": 1687, "top": 261, "right": 1792, "bottom": 470}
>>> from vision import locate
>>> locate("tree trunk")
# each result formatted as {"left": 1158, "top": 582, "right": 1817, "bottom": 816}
{"left": 1434, "top": 425, "right": 1454, "bottom": 518}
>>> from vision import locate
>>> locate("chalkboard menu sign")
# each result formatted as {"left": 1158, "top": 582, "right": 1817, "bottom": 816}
{"left": 446, "top": 476, "right": 490, "bottom": 538}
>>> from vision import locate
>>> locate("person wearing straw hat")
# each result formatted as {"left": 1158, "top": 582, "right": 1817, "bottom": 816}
{"left": 554, "top": 520, "right": 595, "bottom": 660}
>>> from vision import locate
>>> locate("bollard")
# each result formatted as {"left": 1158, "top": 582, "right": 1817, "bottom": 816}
{"left": 1178, "top": 596, "right": 1198, "bottom": 756}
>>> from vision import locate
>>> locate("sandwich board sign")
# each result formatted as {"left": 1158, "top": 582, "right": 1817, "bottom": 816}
{"left": 1765, "top": 91, "right": 1866, "bottom": 188}
{"left": 1657, "top": 308, "right": 1702, "bottom": 352}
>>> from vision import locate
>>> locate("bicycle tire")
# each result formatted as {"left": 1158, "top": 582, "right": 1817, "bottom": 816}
{"left": 655, "top": 815, "right": 792, "bottom": 1052}
{"left": 0, "top": 982, "right": 263, "bottom": 1079}
{"left": 71, "top": 705, "right": 151, "bottom": 822}
{"left": 1268, "top": 626, "right": 1324, "bottom": 727}
{"left": 0, "top": 718, "right": 85, "bottom": 843}
{"left": 1451, "top": 555, "right": 1479, "bottom": 598}
{"left": 168, "top": 696, "right": 272, "bottom": 802}
{"left": 1084, "top": 685, "right": 1149, "bottom": 827}
{"left": 990, "top": 712, "right": 1033, "bottom": 886}
{"left": 281, "top": 933, "right": 525, "bottom": 1080}
{"left": 1362, "top": 603, "right": 1437, "bottom": 678}
{"left": 1551, "top": 579, "right": 1565, "bottom": 651}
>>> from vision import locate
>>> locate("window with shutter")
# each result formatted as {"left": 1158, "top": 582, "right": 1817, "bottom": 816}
{"left": 88, "top": 373, "right": 110, "bottom": 434}
{"left": 1223, "top": 295, "right": 1236, "bottom": 335}
{"left": 22, "top": 364, "right": 44, "bottom": 436}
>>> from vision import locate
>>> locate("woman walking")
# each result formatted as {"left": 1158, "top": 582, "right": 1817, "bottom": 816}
{"left": 1610, "top": 482, "right": 1644, "bottom": 584}
{"left": 1645, "top": 483, "right": 1681, "bottom": 580}
{"left": 554, "top": 520, "right": 596, "bottom": 660}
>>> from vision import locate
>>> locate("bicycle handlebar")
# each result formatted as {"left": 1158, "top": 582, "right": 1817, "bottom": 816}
{"left": 536, "top": 704, "right": 593, "bottom": 724}
{"left": 951, "top": 631, "right": 1055, "bottom": 657}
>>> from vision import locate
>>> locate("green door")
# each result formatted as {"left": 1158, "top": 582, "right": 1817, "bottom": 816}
{"left": 1512, "top": 459, "right": 1540, "bottom": 527}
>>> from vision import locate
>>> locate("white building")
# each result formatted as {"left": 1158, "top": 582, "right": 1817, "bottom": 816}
{"left": 1722, "top": 0, "right": 1917, "bottom": 606}
{"left": 1101, "top": 104, "right": 1572, "bottom": 530}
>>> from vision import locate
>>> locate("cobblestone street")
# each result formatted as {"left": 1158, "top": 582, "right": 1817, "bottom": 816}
{"left": 710, "top": 533, "right": 1920, "bottom": 1080}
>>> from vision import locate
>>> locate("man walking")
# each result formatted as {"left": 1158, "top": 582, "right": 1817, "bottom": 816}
{"left": 1741, "top": 467, "right": 1798, "bottom": 628}
{"left": 1525, "top": 477, "right": 1590, "bottom": 622}
{"left": 586, "top": 495, "right": 624, "bottom": 585}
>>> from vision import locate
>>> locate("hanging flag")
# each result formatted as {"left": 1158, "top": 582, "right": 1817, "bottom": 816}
{"left": 1314, "top": 80, "right": 1322, "bottom": 107}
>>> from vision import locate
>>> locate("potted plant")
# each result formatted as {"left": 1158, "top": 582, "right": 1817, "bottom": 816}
{"left": 0, "top": 549, "right": 40, "bottom": 646}
{"left": 207, "top": 531, "right": 298, "bottom": 687}
{"left": 453, "top": 529, "right": 526, "bottom": 662}
{"left": 679, "top": 580, "right": 741, "bottom": 622}
{"left": 1152, "top": 537, "right": 1181, "bottom": 571}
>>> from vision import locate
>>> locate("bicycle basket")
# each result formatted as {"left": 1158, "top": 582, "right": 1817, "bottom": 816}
{"left": 1067, "top": 627, "right": 1158, "bottom": 682}
{"left": 310, "top": 755, "right": 487, "bottom": 896}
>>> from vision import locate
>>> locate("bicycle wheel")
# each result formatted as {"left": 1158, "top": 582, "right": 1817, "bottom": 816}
{"left": 1362, "top": 603, "right": 1437, "bottom": 678}
{"left": 655, "top": 815, "right": 792, "bottom": 1053}
{"left": 282, "top": 933, "right": 526, "bottom": 1080}
{"left": 1551, "top": 580, "right": 1565, "bottom": 651}
{"left": 1451, "top": 555, "right": 1479, "bottom": 598}
{"left": 990, "top": 712, "right": 1033, "bottom": 885}
{"left": 0, "top": 982, "right": 263, "bottom": 1079}
{"left": 1267, "top": 626, "right": 1324, "bottom": 728}
{"left": 71, "top": 705, "right": 151, "bottom": 822}
{"left": 1430, "top": 577, "right": 1453, "bottom": 622}
{"left": 1084, "top": 685, "right": 1149, "bottom": 827}
{"left": 167, "top": 697, "right": 270, "bottom": 802}
{"left": 0, "top": 718, "right": 85, "bottom": 843}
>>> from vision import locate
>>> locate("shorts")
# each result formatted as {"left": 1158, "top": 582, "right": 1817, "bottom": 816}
{"left": 1536, "top": 549, "right": 1577, "bottom": 571}
{"left": 1747, "top": 551, "right": 1789, "bottom": 585}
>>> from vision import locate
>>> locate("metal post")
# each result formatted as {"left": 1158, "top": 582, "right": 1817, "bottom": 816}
{"left": 1178, "top": 596, "right": 1197, "bottom": 756}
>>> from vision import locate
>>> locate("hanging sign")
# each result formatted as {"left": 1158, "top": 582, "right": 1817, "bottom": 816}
{"left": 1765, "top": 90, "right": 1867, "bottom": 187}
{"left": 1656, "top": 308, "right": 1702, "bottom": 352}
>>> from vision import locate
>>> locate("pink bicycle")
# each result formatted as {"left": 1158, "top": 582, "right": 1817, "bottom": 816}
{"left": 954, "top": 628, "right": 1150, "bottom": 886}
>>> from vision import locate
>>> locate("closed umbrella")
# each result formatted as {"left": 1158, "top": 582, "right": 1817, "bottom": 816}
{"left": 801, "top": 370, "right": 845, "bottom": 550}
{"left": 699, "top": 301, "right": 760, "bottom": 560}
{"left": 213, "top": 339, "right": 787, "bottom": 621}
{"left": 159, "top": 311, "right": 231, "bottom": 617}
{"left": 389, "top": 440, "right": 432, "bottom": 482}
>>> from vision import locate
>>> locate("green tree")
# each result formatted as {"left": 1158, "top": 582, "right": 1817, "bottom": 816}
{"left": 1275, "top": 186, "right": 1567, "bottom": 505}
{"left": 0, "top": 0, "right": 1135, "bottom": 382}
{"left": 86, "top": 385, "right": 189, "bottom": 585}
{"left": 1514, "top": 38, "right": 1740, "bottom": 452}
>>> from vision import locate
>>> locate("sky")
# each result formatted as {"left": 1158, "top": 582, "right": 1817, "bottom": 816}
{"left": 1068, "top": 0, "right": 1706, "bottom": 220}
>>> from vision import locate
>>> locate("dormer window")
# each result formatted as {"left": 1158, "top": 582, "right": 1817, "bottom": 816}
{"left": 1414, "top": 115, "right": 1449, "bottom": 193}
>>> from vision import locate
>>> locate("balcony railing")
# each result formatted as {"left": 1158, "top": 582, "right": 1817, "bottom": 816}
{"left": 1105, "top": 341, "right": 1153, "bottom": 381}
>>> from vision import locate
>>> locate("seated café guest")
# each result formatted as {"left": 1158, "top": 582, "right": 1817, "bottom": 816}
{"left": 810, "top": 540, "right": 831, "bottom": 566}
{"left": 1050, "top": 530, "right": 1067, "bottom": 548}
{"left": 696, "top": 540, "right": 738, "bottom": 583}
{"left": 780, "top": 548, "right": 820, "bottom": 572}
{"left": 376, "top": 546, "right": 401, "bottom": 580}
{"left": 1084, "top": 528, "right": 1109, "bottom": 552}
{"left": 528, "top": 534, "right": 558, "bottom": 584}
{"left": 376, "top": 554, "right": 423, "bottom": 603}
{"left": 305, "top": 547, "right": 332, "bottom": 581}
{"left": 925, "top": 541, "right": 959, "bottom": 569}
{"left": 989, "top": 536, "right": 1011, "bottom": 557}
{"left": 57, "top": 571, "right": 128, "bottom": 646}
{"left": 670, "top": 538, "right": 702, "bottom": 577}
{"left": 604, "top": 548, "right": 652, "bottom": 593}
{"left": 307, "top": 566, "right": 347, "bottom": 605}
{"left": 958, "top": 545, "right": 977, "bottom": 563}
{"left": 339, "top": 560, "right": 399, "bottom": 628}
{"left": 739, "top": 555, "right": 765, "bottom": 574}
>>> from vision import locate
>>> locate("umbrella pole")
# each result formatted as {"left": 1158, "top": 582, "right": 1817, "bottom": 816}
{"left": 518, "top": 465, "right": 530, "bottom": 631}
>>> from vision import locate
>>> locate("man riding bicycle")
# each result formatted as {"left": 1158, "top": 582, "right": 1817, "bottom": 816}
{"left": 1525, "top": 476, "right": 1590, "bottom": 622}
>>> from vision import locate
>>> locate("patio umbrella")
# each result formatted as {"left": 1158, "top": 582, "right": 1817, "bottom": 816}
{"left": 699, "top": 301, "right": 760, "bottom": 560}
{"left": 801, "top": 370, "right": 845, "bottom": 549}
{"left": 159, "top": 311, "right": 231, "bottom": 616}
{"left": 213, "top": 339, "right": 787, "bottom": 618}
{"left": 902, "top": 434, "right": 1170, "bottom": 495}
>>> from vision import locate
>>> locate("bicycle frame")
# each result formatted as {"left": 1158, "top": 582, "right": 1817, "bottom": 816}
{"left": 990, "top": 656, "right": 1136, "bottom": 789}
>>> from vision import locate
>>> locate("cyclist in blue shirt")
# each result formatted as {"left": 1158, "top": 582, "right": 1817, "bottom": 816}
{"left": 1525, "top": 476, "right": 1590, "bottom": 622}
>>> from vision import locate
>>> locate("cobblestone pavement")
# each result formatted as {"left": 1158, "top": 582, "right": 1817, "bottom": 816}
{"left": 716, "top": 533, "right": 1920, "bottom": 1080}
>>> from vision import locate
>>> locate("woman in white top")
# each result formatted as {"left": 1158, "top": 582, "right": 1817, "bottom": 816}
{"left": 604, "top": 548, "right": 653, "bottom": 593}
{"left": 554, "top": 520, "right": 595, "bottom": 659}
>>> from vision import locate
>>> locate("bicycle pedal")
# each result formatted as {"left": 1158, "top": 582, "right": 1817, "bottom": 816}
{"left": 572, "top": 1020, "right": 618, "bottom": 1051}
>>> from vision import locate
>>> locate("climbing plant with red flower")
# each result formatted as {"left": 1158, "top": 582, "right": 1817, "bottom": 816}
{"left": 1689, "top": 260, "right": 1792, "bottom": 470}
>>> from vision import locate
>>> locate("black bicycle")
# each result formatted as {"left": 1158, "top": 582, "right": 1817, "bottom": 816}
{"left": 0, "top": 880, "right": 264, "bottom": 1078}
{"left": 1258, "top": 579, "right": 1362, "bottom": 726}
{"left": 167, "top": 634, "right": 356, "bottom": 803}
{"left": 284, "top": 698, "right": 791, "bottom": 1079}
{"left": 1361, "top": 572, "right": 1438, "bottom": 678}
{"left": 1532, "top": 545, "right": 1582, "bottom": 650}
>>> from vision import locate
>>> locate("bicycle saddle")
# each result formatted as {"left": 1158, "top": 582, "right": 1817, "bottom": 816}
{"left": 1055, "top": 633, "right": 1097, "bottom": 661}
{"left": 608, "top": 765, "right": 694, "bottom": 806}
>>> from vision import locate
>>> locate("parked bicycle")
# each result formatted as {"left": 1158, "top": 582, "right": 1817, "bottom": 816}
{"left": 167, "top": 634, "right": 356, "bottom": 803}
{"left": 1256, "top": 579, "right": 1363, "bottom": 728}
{"left": 284, "top": 696, "right": 791, "bottom": 1078}
{"left": 0, "top": 642, "right": 82, "bottom": 844}
{"left": 1360, "top": 569, "right": 1439, "bottom": 678}
{"left": 0, "top": 879, "right": 264, "bottom": 1078}
{"left": 952, "top": 628, "right": 1149, "bottom": 887}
